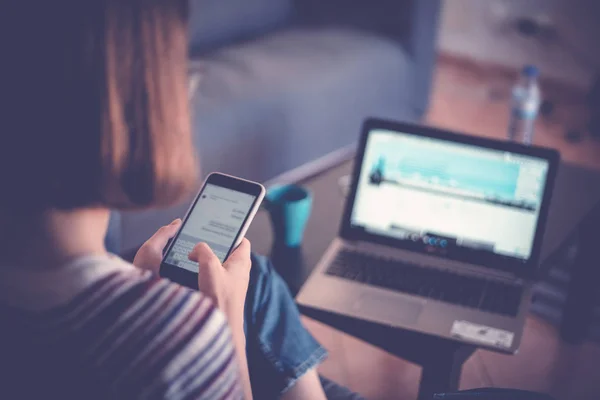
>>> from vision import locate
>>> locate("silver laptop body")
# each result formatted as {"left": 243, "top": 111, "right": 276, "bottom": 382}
{"left": 297, "top": 119, "right": 559, "bottom": 354}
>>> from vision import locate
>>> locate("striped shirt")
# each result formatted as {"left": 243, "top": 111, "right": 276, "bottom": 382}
{"left": 0, "top": 255, "right": 243, "bottom": 399}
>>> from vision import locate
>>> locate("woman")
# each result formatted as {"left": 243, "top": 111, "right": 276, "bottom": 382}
{"left": 0, "top": 0, "right": 329, "bottom": 398}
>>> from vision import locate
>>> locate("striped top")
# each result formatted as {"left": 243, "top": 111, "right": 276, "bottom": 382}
{"left": 0, "top": 255, "right": 243, "bottom": 399}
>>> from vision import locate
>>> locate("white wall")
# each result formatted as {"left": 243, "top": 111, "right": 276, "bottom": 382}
{"left": 439, "top": 0, "right": 600, "bottom": 89}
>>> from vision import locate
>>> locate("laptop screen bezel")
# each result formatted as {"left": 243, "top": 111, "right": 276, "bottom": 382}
{"left": 340, "top": 119, "right": 560, "bottom": 279}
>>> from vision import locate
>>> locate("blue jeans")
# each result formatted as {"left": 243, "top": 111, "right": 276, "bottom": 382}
{"left": 245, "top": 254, "right": 327, "bottom": 398}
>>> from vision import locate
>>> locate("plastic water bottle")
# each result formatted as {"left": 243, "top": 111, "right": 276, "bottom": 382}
{"left": 508, "top": 65, "right": 541, "bottom": 145}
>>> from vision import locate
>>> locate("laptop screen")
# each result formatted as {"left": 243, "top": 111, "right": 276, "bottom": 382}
{"left": 350, "top": 129, "right": 550, "bottom": 263}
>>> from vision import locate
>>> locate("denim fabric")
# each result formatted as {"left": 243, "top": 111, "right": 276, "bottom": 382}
{"left": 244, "top": 254, "right": 327, "bottom": 398}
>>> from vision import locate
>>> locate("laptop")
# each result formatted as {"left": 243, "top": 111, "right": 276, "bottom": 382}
{"left": 297, "top": 119, "right": 559, "bottom": 354}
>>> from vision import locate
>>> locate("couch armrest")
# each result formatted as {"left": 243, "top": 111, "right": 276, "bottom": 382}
{"left": 405, "top": 0, "right": 441, "bottom": 116}
{"left": 294, "top": 0, "right": 441, "bottom": 116}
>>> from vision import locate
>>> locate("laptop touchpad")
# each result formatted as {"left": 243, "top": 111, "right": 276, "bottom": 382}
{"left": 354, "top": 294, "right": 423, "bottom": 324}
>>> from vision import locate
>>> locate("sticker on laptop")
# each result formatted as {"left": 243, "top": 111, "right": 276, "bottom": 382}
{"left": 451, "top": 320, "right": 514, "bottom": 349}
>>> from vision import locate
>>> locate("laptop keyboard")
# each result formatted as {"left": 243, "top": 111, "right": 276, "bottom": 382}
{"left": 325, "top": 250, "right": 523, "bottom": 317}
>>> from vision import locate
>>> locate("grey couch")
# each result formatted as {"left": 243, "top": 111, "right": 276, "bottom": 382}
{"left": 115, "top": 0, "right": 441, "bottom": 255}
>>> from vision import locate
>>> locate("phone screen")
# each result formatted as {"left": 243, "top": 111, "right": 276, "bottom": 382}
{"left": 164, "top": 183, "right": 258, "bottom": 271}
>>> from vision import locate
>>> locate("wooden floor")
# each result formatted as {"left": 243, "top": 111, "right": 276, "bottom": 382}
{"left": 306, "top": 57, "right": 600, "bottom": 400}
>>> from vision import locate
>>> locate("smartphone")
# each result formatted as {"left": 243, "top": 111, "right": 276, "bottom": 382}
{"left": 160, "top": 172, "right": 265, "bottom": 289}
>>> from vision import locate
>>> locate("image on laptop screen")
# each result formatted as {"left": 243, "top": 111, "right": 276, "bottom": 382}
{"left": 350, "top": 129, "right": 550, "bottom": 262}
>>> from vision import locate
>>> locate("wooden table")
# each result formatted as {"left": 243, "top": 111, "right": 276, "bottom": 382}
{"left": 246, "top": 158, "right": 600, "bottom": 399}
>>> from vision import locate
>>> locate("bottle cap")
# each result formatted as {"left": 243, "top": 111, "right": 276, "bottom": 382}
{"left": 523, "top": 65, "right": 539, "bottom": 78}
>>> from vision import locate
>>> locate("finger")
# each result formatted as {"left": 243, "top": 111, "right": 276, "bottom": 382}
{"left": 188, "top": 243, "right": 221, "bottom": 267}
{"left": 147, "top": 219, "right": 182, "bottom": 250}
{"left": 223, "top": 238, "right": 251, "bottom": 271}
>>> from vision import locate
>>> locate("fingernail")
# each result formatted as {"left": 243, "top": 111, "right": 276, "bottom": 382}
{"left": 171, "top": 218, "right": 182, "bottom": 225}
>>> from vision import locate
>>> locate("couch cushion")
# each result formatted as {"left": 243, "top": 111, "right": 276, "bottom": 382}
{"left": 192, "top": 28, "right": 413, "bottom": 179}
{"left": 189, "top": 0, "right": 293, "bottom": 53}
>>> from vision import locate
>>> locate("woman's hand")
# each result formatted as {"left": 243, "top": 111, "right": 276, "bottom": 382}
{"left": 188, "top": 239, "right": 252, "bottom": 328}
{"left": 188, "top": 239, "right": 253, "bottom": 399}
{"left": 133, "top": 219, "right": 182, "bottom": 274}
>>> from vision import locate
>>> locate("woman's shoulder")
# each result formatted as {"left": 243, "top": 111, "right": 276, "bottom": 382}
{"left": 66, "top": 255, "right": 224, "bottom": 336}
{"left": 0, "top": 254, "right": 203, "bottom": 312}
{"left": 0, "top": 253, "right": 228, "bottom": 343}
{"left": 76, "top": 258, "right": 241, "bottom": 398}
{"left": 0, "top": 255, "right": 242, "bottom": 399}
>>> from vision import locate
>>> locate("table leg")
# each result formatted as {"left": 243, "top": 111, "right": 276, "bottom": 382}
{"left": 560, "top": 202, "right": 600, "bottom": 344}
{"left": 417, "top": 346, "right": 475, "bottom": 400}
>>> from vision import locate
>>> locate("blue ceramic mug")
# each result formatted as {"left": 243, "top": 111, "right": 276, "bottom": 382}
{"left": 264, "top": 185, "right": 313, "bottom": 248}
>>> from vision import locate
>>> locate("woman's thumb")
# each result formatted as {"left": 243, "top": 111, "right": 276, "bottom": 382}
{"left": 223, "top": 239, "right": 251, "bottom": 271}
{"left": 188, "top": 242, "right": 219, "bottom": 266}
